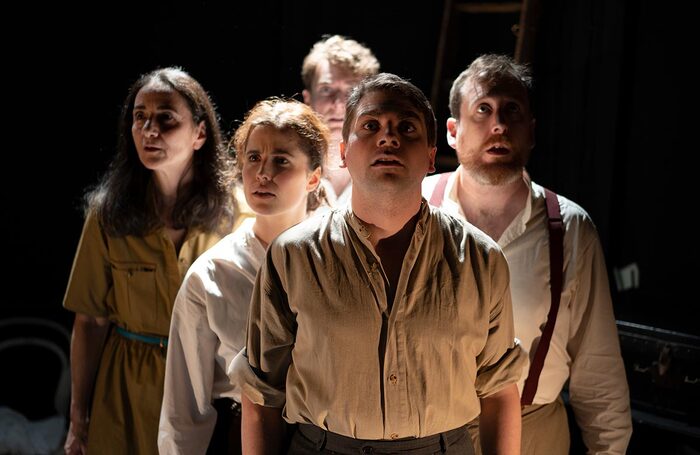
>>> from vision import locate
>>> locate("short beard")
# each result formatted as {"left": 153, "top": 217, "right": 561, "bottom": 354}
{"left": 459, "top": 138, "right": 529, "bottom": 186}
{"left": 466, "top": 161, "right": 524, "bottom": 186}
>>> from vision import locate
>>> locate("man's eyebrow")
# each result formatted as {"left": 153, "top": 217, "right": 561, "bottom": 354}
{"left": 357, "top": 107, "right": 421, "bottom": 120}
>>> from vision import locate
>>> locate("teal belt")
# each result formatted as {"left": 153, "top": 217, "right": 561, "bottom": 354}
{"left": 116, "top": 326, "right": 168, "bottom": 348}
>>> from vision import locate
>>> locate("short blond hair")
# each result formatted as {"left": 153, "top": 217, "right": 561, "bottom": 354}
{"left": 301, "top": 35, "right": 380, "bottom": 90}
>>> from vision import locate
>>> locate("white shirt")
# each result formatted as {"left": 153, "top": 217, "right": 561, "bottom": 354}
{"left": 158, "top": 218, "right": 264, "bottom": 454}
{"left": 321, "top": 177, "right": 352, "bottom": 208}
{"left": 423, "top": 168, "right": 632, "bottom": 454}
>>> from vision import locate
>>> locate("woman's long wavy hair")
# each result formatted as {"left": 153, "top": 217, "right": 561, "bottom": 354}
{"left": 85, "top": 67, "right": 234, "bottom": 237}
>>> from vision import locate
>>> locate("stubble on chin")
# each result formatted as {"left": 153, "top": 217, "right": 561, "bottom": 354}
{"left": 459, "top": 144, "right": 528, "bottom": 186}
{"left": 470, "top": 162, "right": 523, "bottom": 186}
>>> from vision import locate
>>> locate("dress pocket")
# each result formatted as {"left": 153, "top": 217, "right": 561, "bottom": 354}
{"left": 111, "top": 261, "right": 158, "bottom": 331}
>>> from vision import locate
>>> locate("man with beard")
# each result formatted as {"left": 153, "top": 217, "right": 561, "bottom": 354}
{"left": 233, "top": 73, "right": 523, "bottom": 454}
{"left": 423, "top": 54, "right": 632, "bottom": 454}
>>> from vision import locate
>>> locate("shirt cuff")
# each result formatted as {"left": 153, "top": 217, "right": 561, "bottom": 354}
{"left": 476, "top": 341, "right": 525, "bottom": 398}
{"left": 228, "top": 348, "right": 286, "bottom": 408}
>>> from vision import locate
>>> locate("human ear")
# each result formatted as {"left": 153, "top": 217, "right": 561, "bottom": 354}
{"left": 306, "top": 166, "right": 322, "bottom": 192}
{"left": 446, "top": 118, "right": 458, "bottom": 149}
{"left": 339, "top": 141, "right": 347, "bottom": 168}
{"left": 193, "top": 121, "right": 207, "bottom": 151}
{"left": 428, "top": 146, "right": 437, "bottom": 174}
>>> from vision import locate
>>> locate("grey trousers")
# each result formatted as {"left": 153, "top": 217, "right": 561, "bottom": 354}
{"left": 288, "top": 424, "right": 475, "bottom": 455}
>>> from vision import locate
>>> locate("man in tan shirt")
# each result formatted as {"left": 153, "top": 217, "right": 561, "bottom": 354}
{"left": 423, "top": 54, "right": 632, "bottom": 454}
{"left": 232, "top": 73, "right": 523, "bottom": 454}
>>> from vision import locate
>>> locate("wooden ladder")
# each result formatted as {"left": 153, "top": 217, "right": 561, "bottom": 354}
{"left": 430, "top": 0, "right": 543, "bottom": 170}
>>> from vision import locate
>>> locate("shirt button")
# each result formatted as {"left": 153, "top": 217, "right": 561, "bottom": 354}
{"left": 389, "top": 374, "right": 398, "bottom": 385}
{"left": 390, "top": 433, "right": 399, "bottom": 440}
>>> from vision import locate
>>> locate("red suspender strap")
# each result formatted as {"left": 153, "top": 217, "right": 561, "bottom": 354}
{"left": 521, "top": 187, "right": 564, "bottom": 406}
{"left": 429, "top": 172, "right": 453, "bottom": 207}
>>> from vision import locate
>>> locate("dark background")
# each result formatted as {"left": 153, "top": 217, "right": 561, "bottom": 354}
{"left": 2, "top": 0, "right": 697, "bottom": 452}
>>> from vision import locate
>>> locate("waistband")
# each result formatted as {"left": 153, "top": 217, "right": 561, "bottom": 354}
{"left": 213, "top": 397, "right": 242, "bottom": 417}
{"left": 297, "top": 423, "right": 469, "bottom": 454}
{"left": 115, "top": 326, "right": 168, "bottom": 347}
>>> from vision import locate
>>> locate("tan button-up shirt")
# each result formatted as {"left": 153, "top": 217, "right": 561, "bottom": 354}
{"left": 423, "top": 169, "right": 632, "bottom": 453}
{"left": 231, "top": 201, "right": 523, "bottom": 440}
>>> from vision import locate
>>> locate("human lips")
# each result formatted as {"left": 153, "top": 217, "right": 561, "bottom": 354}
{"left": 327, "top": 118, "right": 344, "bottom": 128}
{"left": 371, "top": 155, "right": 404, "bottom": 167}
{"left": 143, "top": 143, "right": 163, "bottom": 153}
{"left": 484, "top": 141, "right": 512, "bottom": 155}
{"left": 252, "top": 188, "right": 276, "bottom": 198}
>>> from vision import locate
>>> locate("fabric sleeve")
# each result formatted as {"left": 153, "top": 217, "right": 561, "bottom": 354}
{"left": 158, "top": 269, "right": 218, "bottom": 454}
{"left": 229, "top": 246, "right": 295, "bottom": 407}
{"left": 63, "top": 212, "right": 112, "bottom": 317}
{"left": 567, "top": 230, "right": 632, "bottom": 454}
{"left": 475, "top": 247, "right": 525, "bottom": 398}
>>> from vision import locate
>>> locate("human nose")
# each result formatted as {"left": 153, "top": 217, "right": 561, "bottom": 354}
{"left": 333, "top": 92, "right": 347, "bottom": 107}
{"left": 143, "top": 118, "right": 159, "bottom": 138}
{"left": 377, "top": 124, "right": 400, "bottom": 148}
{"left": 256, "top": 158, "right": 272, "bottom": 183}
{"left": 491, "top": 109, "right": 508, "bottom": 135}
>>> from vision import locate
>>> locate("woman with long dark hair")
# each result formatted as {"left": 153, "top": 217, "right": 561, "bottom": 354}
{"left": 63, "top": 67, "right": 235, "bottom": 454}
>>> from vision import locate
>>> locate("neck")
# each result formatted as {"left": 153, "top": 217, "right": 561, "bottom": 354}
{"left": 253, "top": 205, "right": 307, "bottom": 248}
{"left": 351, "top": 186, "right": 423, "bottom": 247}
{"left": 153, "top": 166, "right": 193, "bottom": 205}
{"left": 324, "top": 135, "right": 351, "bottom": 197}
{"left": 456, "top": 167, "right": 528, "bottom": 240}
{"left": 323, "top": 167, "right": 352, "bottom": 198}
{"left": 153, "top": 167, "right": 193, "bottom": 227}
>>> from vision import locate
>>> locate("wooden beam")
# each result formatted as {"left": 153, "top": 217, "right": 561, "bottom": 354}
{"left": 515, "top": 0, "right": 542, "bottom": 64}
{"left": 431, "top": 0, "right": 454, "bottom": 107}
{"left": 455, "top": 2, "right": 522, "bottom": 14}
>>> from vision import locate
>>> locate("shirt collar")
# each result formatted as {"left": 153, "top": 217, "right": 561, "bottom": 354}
{"left": 344, "top": 198, "right": 430, "bottom": 247}
{"left": 444, "top": 166, "right": 534, "bottom": 247}
{"left": 497, "top": 170, "right": 533, "bottom": 248}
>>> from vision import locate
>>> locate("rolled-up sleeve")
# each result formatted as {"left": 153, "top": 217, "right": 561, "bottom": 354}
{"left": 63, "top": 213, "right": 112, "bottom": 317}
{"left": 475, "top": 248, "right": 525, "bottom": 397}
